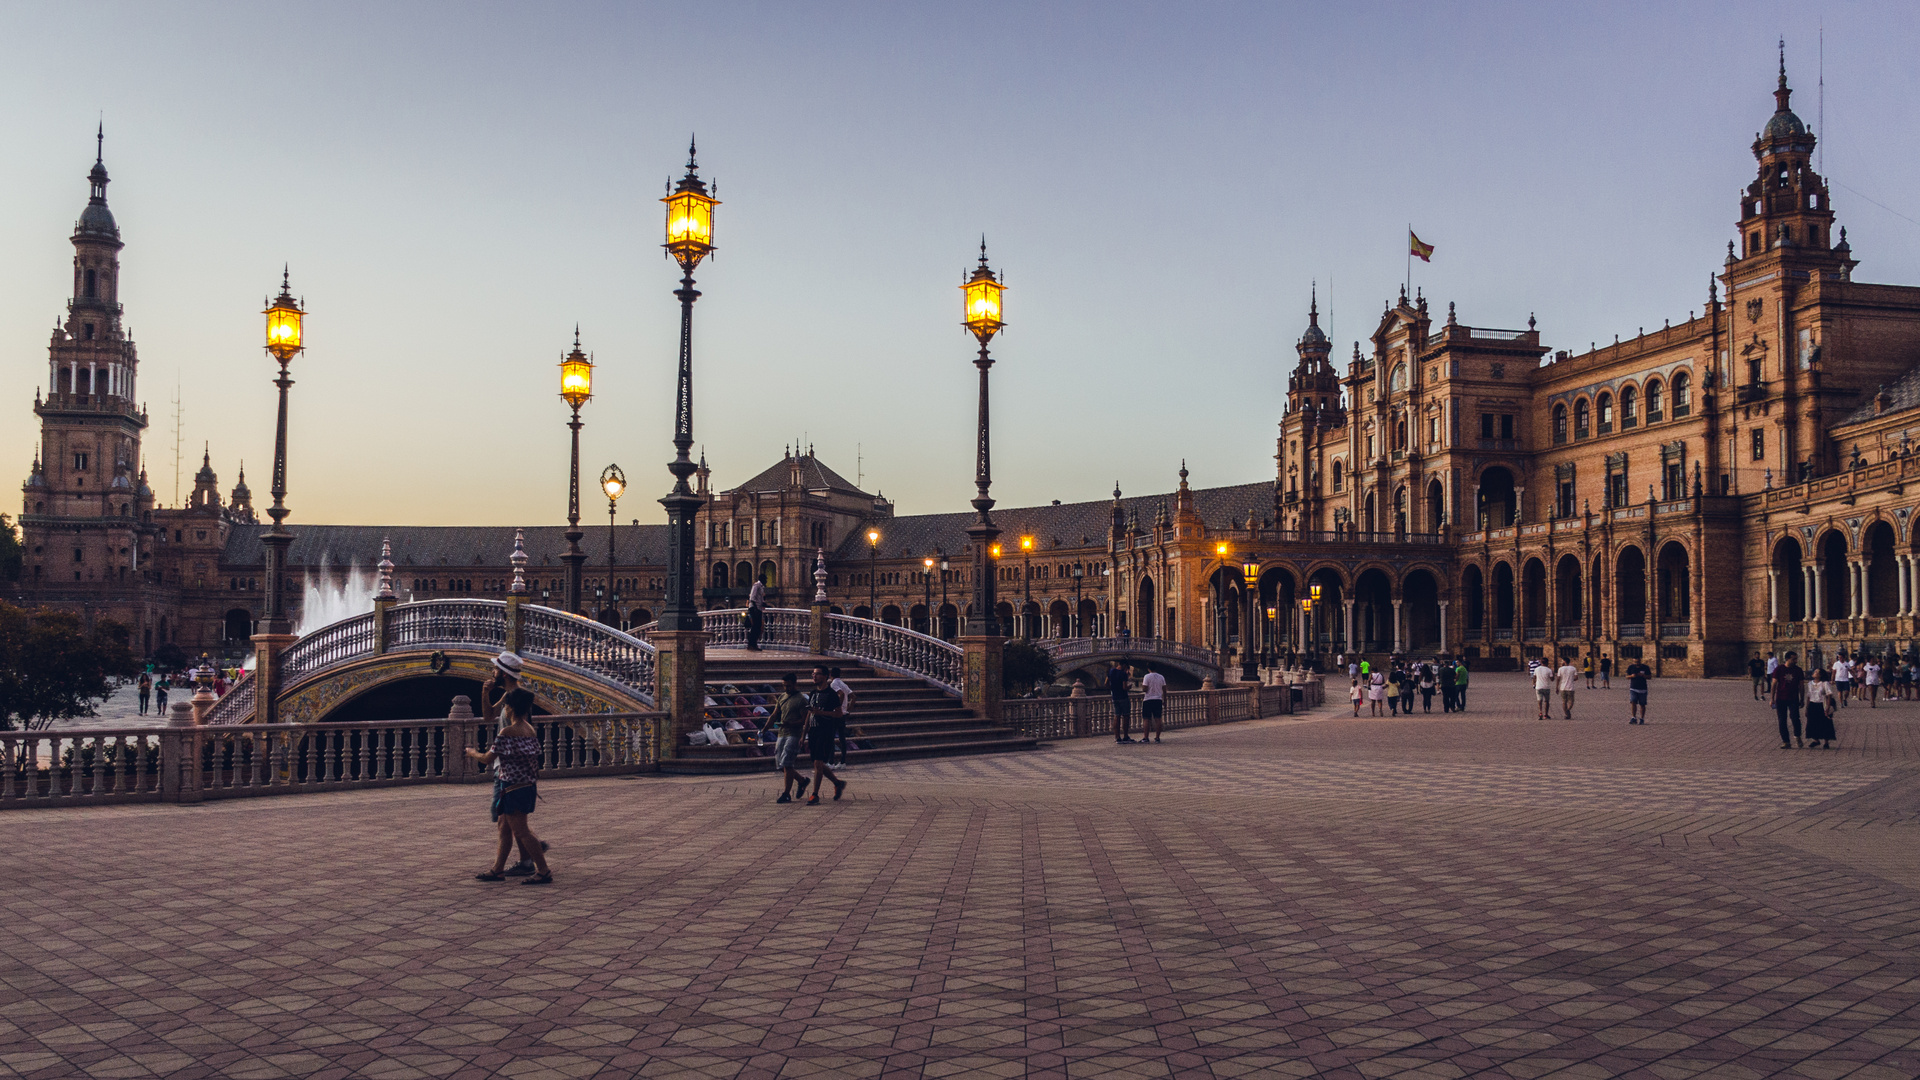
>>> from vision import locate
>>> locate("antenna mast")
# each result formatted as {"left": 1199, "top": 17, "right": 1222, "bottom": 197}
{"left": 857, "top": 442, "right": 863, "bottom": 487}
{"left": 1818, "top": 25, "right": 1824, "bottom": 173}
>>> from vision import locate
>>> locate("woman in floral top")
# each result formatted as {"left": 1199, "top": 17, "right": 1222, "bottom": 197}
{"left": 467, "top": 652, "right": 552, "bottom": 884}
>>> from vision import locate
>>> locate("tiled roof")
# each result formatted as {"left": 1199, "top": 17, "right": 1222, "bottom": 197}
{"left": 827, "top": 481, "right": 1278, "bottom": 561}
{"left": 727, "top": 453, "right": 874, "bottom": 498}
{"left": 222, "top": 524, "right": 671, "bottom": 570}
{"left": 1841, "top": 363, "right": 1920, "bottom": 425}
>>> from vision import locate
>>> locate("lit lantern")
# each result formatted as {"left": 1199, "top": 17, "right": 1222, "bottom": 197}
{"left": 990, "top": 542, "right": 1002, "bottom": 559}
{"left": 1021, "top": 536, "right": 1034, "bottom": 552}
{"left": 961, "top": 241, "right": 1005, "bottom": 343}
{"left": 1310, "top": 583, "right": 1323, "bottom": 603}
{"left": 868, "top": 529, "right": 881, "bottom": 547}
{"left": 1242, "top": 561, "right": 1259, "bottom": 586}
{"left": 1215, "top": 541, "right": 1229, "bottom": 558}
{"left": 601, "top": 463, "right": 626, "bottom": 503}
{"left": 662, "top": 141, "right": 718, "bottom": 270}
{"left": 264, "top": 269, "right": 303, "bottom": 363}
{"left": 559, "top": 340, "right": 593, "bottom": 410}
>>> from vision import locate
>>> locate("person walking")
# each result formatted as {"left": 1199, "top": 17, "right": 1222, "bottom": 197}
{"left": 1626, "top": 659, "right": 1651, "bottom": 724}
{"left": 1829, "top": 653, "right": 1849, "bottom": 707}
{"left": 767, "top": 673, "right": 811, "bottom": 803}
{"left": 1399, "top": 667, "right": 1415, "bottom": 716}
{"left": 1418, "top": 663, "right": 1436, "bottom": 713}
{"left": 136, "top": 671, "right": 152, "bottom": 716}
{"left": 1438, "top": 660, "right": 1456, "bottom": 713}
{"left": 805, "top": 666, "right": 848, "bottom": 804}
{"left": 828, "top": 666, "right": 855, "bottom": 765}
{"left": 1805, "top": 667, "right": 1838, "bottom": 748}
{"left": 1582, "top": 653, "right": 1596, "bottom": 689}
{"left": 745, "top": 577, "right": 766, "bottom": 651}
{"left": 1140, "top": 668, "right": 1166, "bottom": 742}
{"left": 1349, "top": 675, "right": 1363, "bottom": 716}
{"left": 1748, "top": 653, "right": 1766, "bottom": 700}
{"left": 1598, "top": 655, "right": 1611, "bottom": 689}
{"left": 1454, "top": 660, "right": 1470, "bottom": 711}
{"left": 1368, "top": 667, "right": 1387, "bottom": 716}
{"left": 1386, "top": 667, "right": 1402, "bottom": 716}
{"left": 469, "top": 653, "right": 553, "bottom": 885}
{"left": 1107, "top": 660, "right": 1134, "bottom": 743}
{"left": 1864, "top": 656, "right": 1883, "bottom": 707}
{"left": 154, "top": 675, "right": 170, "bottom": 715}
{"left": 1771, "top": 651, "right": 1806, "bottom": 748}
{"left": 1532, "top": 658, "right": 1555, "bottom": 720}
{"left": 1556, "top": 655, "right": 1580, "bottom": 719}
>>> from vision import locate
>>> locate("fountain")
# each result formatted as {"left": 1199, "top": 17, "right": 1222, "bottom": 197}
{"left": 295, "top": 558, "right": 377, "bottom": 636}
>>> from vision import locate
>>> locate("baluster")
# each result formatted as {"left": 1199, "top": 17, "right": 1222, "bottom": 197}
{"left": 249, "top": 734, "right": 265, "bottom": 788}
{"left": 415, "top": 725, "right": 428, "bottom": 777}
{"left": 2, "top": 737, "right": 15, "bottom": 801}
{"left": 45, "top": 736, "right": 63, "bottom": 798}
{"left": 358, "top": 728, "right": 372, "bottom": 783}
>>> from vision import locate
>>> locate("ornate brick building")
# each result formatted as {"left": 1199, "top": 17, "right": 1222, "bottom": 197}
{"left": 16, "top": 63, "right": 1920, "bottom": 677}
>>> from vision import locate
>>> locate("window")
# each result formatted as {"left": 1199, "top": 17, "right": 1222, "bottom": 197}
{"left": 1574, "top": 399, "right": 1590, "bottom": 440}
{"left": 1557, "top": 480, "right": 1575, "bottom": 519}
{"left": 1480, "top": 414, "right": 1495, "bottom": 439}
{"left": 1672, "top": 372, "right": 1691, "bottom": 417}
{"left": 83, "top": 324, "right": 94, "bottom": 341}
{"left": 1798, "top": 329, "right": 1813, "bottom": 370}
{"left": 1597, "top": 393, "right": 1613, "bottom": 433}
{"left": 1428, "top": 416, "right": 1440, "bottom": 445}
{"left": 72, "top": 452, "right": 89, "bottom": 471}
{"left": 1500, "top": 414, "right": 1514, "bottom": 440}
{"left": 1607, "top": 469, "right": 1628, "bottom": 508}
{"left": 1663, "top": 462, "right": 1684, "bottom": 500}
{"left": 1646, "top": 379, "right": 1665, "bottom": 421}
{"left": 1751, "top": 430, "right": 1765, "bottom": 461}
{"left": 84, "top": 269, "right": 97, "bottom": 298}
{"left": 1332, "top": 460, "right": 1344, "bottom": 492}
{"left": 1552, "top": 404, "right": 1568, "bottom": 445}
{"left": 1621, "top": 386, "right": 1638, "bottom": 428}
{"left": 1366, "top": 434, "right": 1376, "bottom": 459}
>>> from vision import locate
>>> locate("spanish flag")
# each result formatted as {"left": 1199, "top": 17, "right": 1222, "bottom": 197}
{"left": 1409, "top": 231, "right": 1435, "bottom": 262}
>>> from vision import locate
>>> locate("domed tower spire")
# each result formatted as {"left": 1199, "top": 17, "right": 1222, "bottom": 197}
{"left": 1286, "top": 284, "right": 1339, "bottom": 418}
{"left": 1733, "top": 42, "right": 1847, "bottom": 270}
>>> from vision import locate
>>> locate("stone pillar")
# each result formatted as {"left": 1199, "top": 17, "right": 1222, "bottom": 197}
{"left": 811, "top": 601, "right": 830, "bottom": 654}
{"left": 446, "top": 694, "right": 476, "bottom": 782}
{"left": 1343, "top": 600, "right": 1355, "bottom": 655}
{"left": 373, "top": 595, "right": 396, "bottom": 654}
{"left": 1438, "top": 601, "right": 1449, "bottom": 656}
{"left": 959, "top": 635, "right": 1004, "bottom": 722}
{"left": 652, "top": 629, "right": 709, "bottom": 759}
{"left": 249, "top": 633, "right": 296, "bottom": 725}
{"left": 809, "top": 548, "right": 830, "bottom": 654}
{"left": 1813, "top": 565, "right": 1826, "bottom": 621}
{"left": 504, "top": 594, "right": 524, "bottom": 655}
{"left": 1899, "top": 556, "right": 1912, "bottom": 617}
{"left": 1768, "top": 568, "right": 1779, "bottom": 623}
{"left": 162, "top": 700, "right": 201, "bottom": 803}
{"left": 1391, "top": 599, "right": 1403, "bottom": 654}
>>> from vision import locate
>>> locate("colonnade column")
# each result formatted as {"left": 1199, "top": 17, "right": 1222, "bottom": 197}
{"left": 1343, "top": 599, "right": 1355, "bottom": 654}
{"left": 1900, "top": 555, "right": 1913, "bottom": 616}
{"left": 1848, "top": 560, "right": 1862, "bottom": 618}
{"left": 1813, "top": 564, "right": 1826, "bottom": 620}
{"left": 1391, "top": 599, "right": 1404, "bottom": 654}
{"left": 1768, "top": 568, "right": 1780, "bottom": 623}
{"left": 1438, "top": 601, "right": 1449, "bottom": 655}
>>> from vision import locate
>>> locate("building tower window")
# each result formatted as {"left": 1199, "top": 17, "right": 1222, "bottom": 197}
{"left": 1646, "top": 379, "right": 1665, "bottom": 422}
{"left": 1597, "top": 392, "right": 1613, "bottom": 434}
{"left": 1574, "top": 399, "right": 1590, "bottom": 440}
{"left": 1621, "top": 385, "right": 1638, "bottom": 428}
{"left": 1552, "top": 404, "right": 1568, "bottom": 445}
{"left": 1751, "top": 430, "right": 1765, "bottom": 461}
{"left": 1672, "top": 372, "right": 1691, "bottom": 418}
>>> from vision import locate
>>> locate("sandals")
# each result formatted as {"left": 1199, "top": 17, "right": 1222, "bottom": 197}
{"left": 475, "top": 871, "right": 506, "bottom": 882}
{"left": 521, "top": 873, "right": 553, "bottom": 886}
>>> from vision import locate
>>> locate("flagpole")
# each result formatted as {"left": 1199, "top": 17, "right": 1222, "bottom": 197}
{"left": 1406, "top": 223, "right": 1412, "bottom": 297}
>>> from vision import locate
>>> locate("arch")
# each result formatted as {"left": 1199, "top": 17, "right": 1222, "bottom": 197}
{"left": 910, "top": 602, "right": 930, "bottom": 635}
{"left": 1332, "top": 459, "right": 1344, "bottom": 492}
{"left": 1492, "top": 561, "right": 1516, "bottom": 632}
{"left": 1646, "top": 378, "right": 1666, "bottom": 422}
{"left": 1552, "top": 403, "right": 1569, "bottom": 444}
{"left": 223, "top": 608, "right": 253, "bottom": 643}
{"left": 1462, "top": 564, "right": 1486, "bottom": 631}
{"left": 1352, "top": 567, "right": 1394, "bottom": 653}
{"left": 735, "top": 561, "right": 753, "bottom": 589}
{"left": 759, "top": 560, "right": 778, "bottom": 587}
{"left": 597, "top": 607, "right": 619, "bottom": 627}
{"left": 630, "top": 607, "right": 652, "bottom": 627}
{"left": 1621, "top": 383, "right": 1640, "bottom": 428}
{"left": 1555, "top": 554, "right": 1583, "bottom": 635}
{"left": 1520, "top": 558, "right": 1548, "bottom": 629}
{"left": 1304, "top": 566, "right": 1347, "bottom": 651}
{"left": 1616, "top": 545, "right": 1647, "bottom": 634}
{"left": 1392, "top": 485, "right": 1408, "bottom": 535}
{"left": 1574, "top": 397, "right": 1590, "bottom": 440}
{"left": 1402, "top": 569, "right": 1441, "bottom": 652}
{"left": 1047, "top": 599, "right": 1070, "bottom": 639}
{"left": 1363, "top": 490, "right": 1376, "bottom": 533}
{"left": 1820, "top": 529, "right": 1849, "bottom": 619}
{"left": 852, "top": 605, "right": 872, "bottom": 620}
{"left": 1773, "top": 535, "right": 1806, "bottom": 620}
{"left": 1477, "top": 466, "right": 1517, "bottom": 529}
{"left": 1657, "top": 541, "right": 1691, "bottom": 626}
{"left": 1866, "top": 520, "right": 1898, "bottom": 616}
{"left": 1020, "top": 599, "right": 1041, "bottom": 640}
{"left": 1390, "top": 362, "right": 1408, "bottom": 391}
{"left": 880, "top": 604, "right": 902, "bottom": 627}
{"left": 711, "top": 562, "right": 729, "bottom": 590}
{"left": 938, "top": 602, "right": 959, "bottom": 640}
{"left": 1426, "top": 479, "right": 1445, "bottom": 532}
{"left": 994, "top": 601, "right": 1015, "bottom": 637}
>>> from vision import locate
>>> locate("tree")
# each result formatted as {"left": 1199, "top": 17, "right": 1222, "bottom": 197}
{"left": 0, "top": 602, "right": 138, "bottom": 730}
{"left": 0, "top": 514, "right": 20, "bottom": 583}
{"left": 1001, "top": 640, "right": 1057, "bottom": 697}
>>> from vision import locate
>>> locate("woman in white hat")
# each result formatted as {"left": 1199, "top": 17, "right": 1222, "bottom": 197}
{"left": 467, "top": 652, "right": 552, "bottom": 884}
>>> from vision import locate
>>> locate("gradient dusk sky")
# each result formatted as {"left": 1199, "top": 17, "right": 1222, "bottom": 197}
{"left": 4, "top": 3, "right": 1918, "bottom": 528}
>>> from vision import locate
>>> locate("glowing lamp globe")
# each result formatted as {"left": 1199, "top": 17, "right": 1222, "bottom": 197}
{"left": 559, "top": 347, "right": 593, "bottom": 410}
{"left": 1242, "top": 561, "right": 1259, "bottom": 586}
{"left": 264, "top": 273, "right": 304, "bottom": 363}
{"left": 601, "top": 463, "right": 626, "bottom": 503}
{"left": 961, "top": 245, "right": 1005, "bottom": 343}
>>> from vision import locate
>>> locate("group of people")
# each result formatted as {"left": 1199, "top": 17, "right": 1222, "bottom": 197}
{"left": 1105, "top": 660, "right": 1167, "bottom": 743}
{"left": 1527, "top": 654, "right": 1653, "bottom": 723}
{"left": 1758, "top": 650, "right": 1841, "bottom": 749}
{"left": 1753, "top": 648, "right": 1916, "bottom": 709}
{"left": 131, "top": 664, "right": 241, "bottom": 716}
{"left": 1348, "top": 658, "right": 1470, "bottom": 716}
{"left": 764, "top": 666, "right": 855, "bottom": 803}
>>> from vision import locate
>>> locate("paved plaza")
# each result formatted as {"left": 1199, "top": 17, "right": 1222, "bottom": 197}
{"left": 6, "top": 675, "right": 1920, "bottom": 1079}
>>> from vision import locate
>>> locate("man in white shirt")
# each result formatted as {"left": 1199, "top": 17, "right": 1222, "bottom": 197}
{"left": 828, "top": 666, "right": 856, "bottom": 766}
{"left": 1532, "top": 661, "right": 1555, "bottom": 720}
{"left": 1139, "top": 669, "right": 1167, "bottom": 743}
{"left": 1864, "top": 659, "right": 1883, "bottom": 707}
{"left": 1555, "top": 657, "right": 1580, "bottom": 719}
{"left": 1832, "top": 656, "right": 1852, "bottom": 708}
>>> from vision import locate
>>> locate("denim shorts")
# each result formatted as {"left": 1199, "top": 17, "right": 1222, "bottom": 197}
{"left": 774, "top": 735, "right": 800, "bottom": 769}
{"left": 491, "top": 780, "right": 536, "bottom": 821}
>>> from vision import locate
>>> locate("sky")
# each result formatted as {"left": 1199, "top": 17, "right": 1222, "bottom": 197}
{"left": 4, "top": 2, "right": 1918, "bottom": 529}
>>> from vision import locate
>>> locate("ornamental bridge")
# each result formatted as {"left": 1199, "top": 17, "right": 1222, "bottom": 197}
{"left": 207, "top": 600, "right": 975, "bottom": 735}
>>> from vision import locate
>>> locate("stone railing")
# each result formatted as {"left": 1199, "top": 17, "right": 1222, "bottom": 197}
{"left": 387, "top": 600, "right": 509, "bottom": 652}
{"left": 519, "top": 605, "right": 657, "bottom": 702}
{"left": 277, "top": 610, "right": 379, "bottom": 683}
{"left": 1040, "top": 635, "right": 1221, "bottom": 670}
{"left": 1001, "top": 681, "right": 1298, "bottom": 741}
{"left": 697, "top": 607, "right": 814, "bottom": 651}
{"left": 205, "top": 670, "right": 257, "bottom": 726}
{"left": 825, "top": 614, "right": 963, "bottom": 694}
{"left": 0, "top": 708, "right": 663, "bottom": 809}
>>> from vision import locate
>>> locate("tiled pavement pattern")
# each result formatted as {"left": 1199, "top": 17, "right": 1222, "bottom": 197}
{"left": 5, "top": 678, "right": 1920, "bottom": 1078}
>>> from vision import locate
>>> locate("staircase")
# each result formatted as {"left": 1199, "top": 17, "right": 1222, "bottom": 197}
{"left": 663, "top": 653, "right": 1036, "bottom": 775}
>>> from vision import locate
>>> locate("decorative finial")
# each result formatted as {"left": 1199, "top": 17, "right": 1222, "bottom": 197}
{"left": 687, "top": 134, "right": 698, "bottom": 170}
{"left": 509, "top": 528, "right": 529, "bottom": 595}
{"left": 1309, "top": 280, "right": 1318, "bottom": 319}
{"left": 1528, "top": 312, "right": 1536, "bottom": 330}
{"left": 1447, "top": 300, "right": 1456, "bottom": 325}
{"left": 573, "top": 323, "right": 581, "bottom": 347}
{"left": 813, "top": 548, "right": 829, "bottom": 604}
{"left": 376, "top": 538, "right": 396, "bottom": 600}
{"left": 1113, "top": 481, "right": 1122, "bottom": 501}
{"left": 1779, "top": 37, "right": 1787, "bottom": 86}
{"left": 95, "top": 119, "right": 103, "bottom": 165}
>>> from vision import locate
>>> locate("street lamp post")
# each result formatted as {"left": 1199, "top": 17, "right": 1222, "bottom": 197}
{"left": 1072, "top": 564, "right": 1084, "bottom": 637}
{"left": 1241, "top": 560, "right": 1260, "bottom": 681}
{"left": 1019, "top": 536, "right": 1034, "bottom": 639}
{"left": 254, "top": 269, "right": 304, "bottom": 726}
{"left": 601, "top": 464, "right": 625, "bottom": 624}
{"left": 923, "top": 558, "right": 934, "bottom": 634}
{"left": 867, "top": 529, "right": 880, "bottom": 620}
{"left": 559, "top": 331, "right": 592, "bottom": 614}
{"left": 1265, "top": 605, "right": 1278, "bottom": 667}
{"left": 961, "top": 241, "right": 1004, "bottom": 637}
{"left": 1212, "top": 542, "right": 1231, "bottom": 669}
{"left": 658, "top": 138, "right": 717, "bottom": 634}
{"left": 939, "top": 557, "right": 951, "bottom": 638}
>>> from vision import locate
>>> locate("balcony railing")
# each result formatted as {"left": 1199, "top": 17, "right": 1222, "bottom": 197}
{"left": 1619, "top": 623, "right": 1646, "bottom": 639}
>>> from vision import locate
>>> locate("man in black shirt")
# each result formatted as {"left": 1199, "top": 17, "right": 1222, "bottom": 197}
{"left": 805, "top": 666, "right": 847, "bottom": 803}
{"left": 1107, "top": 660, "right": 1134, "bottom": 743}
{"left": 1771, "top": 652, "right": 1806, "bottom": 748}
{"left": 1748, "top": 653, "right": 1767, "bottom": 700}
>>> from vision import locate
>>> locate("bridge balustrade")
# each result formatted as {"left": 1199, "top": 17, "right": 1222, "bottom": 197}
{"left": 388, "top": 600, "right": 509, "bottom": 651}
{"left": 697, "top": 607, "right": 814, "bottom": 651}
{"left": 277, "top": 611, "right": 378, "bottom": 683}
{"left": 519, "top": 605, "right": 657, "bottom": 701}
{"left": 1041, "top": 636, "right": 1221, "bottom": 670}
{"left": 826, "top": 614, "right": 963, "bottom": 694}
{"left": 0, "top": 711, "right": 663, "bottom": 809}
{"left": 1000, "top": 682, "right": 1296, "bottom": 740}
